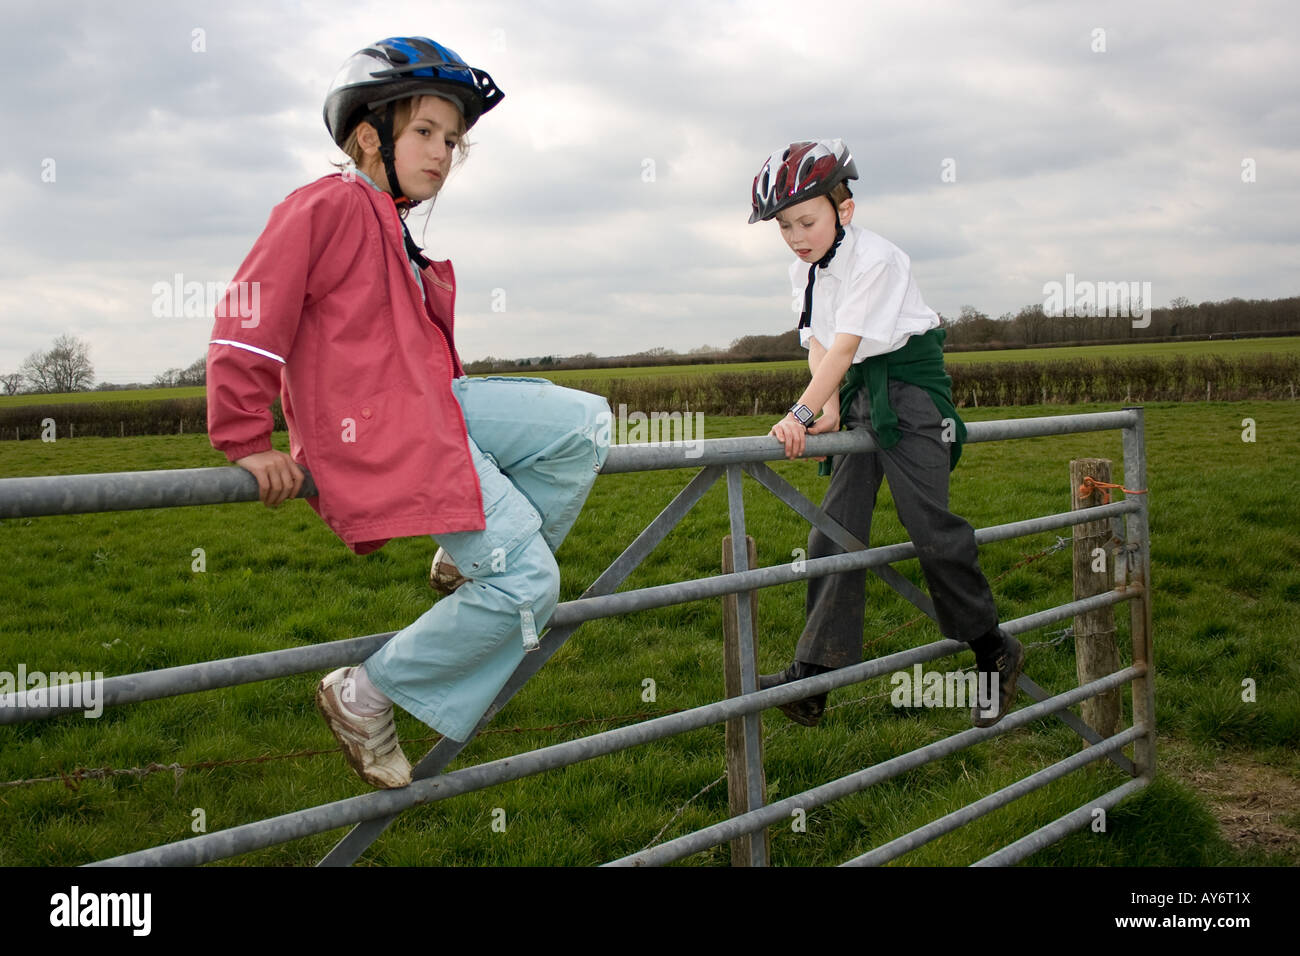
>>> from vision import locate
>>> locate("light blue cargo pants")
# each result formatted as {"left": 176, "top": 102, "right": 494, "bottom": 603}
{"left": 362, "top": 376, "right": 611, "bottom": 741}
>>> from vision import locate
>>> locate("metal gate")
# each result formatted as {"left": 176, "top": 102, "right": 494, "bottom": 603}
{"left": 0, "top": 407, "right": 1154, "bottom": 866}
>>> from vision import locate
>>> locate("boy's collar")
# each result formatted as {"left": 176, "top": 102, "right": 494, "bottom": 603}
{"left": 822, "top": 221, "right": 858, "bottom": 280}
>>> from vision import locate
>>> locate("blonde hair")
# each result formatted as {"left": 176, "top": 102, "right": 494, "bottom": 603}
{"left": 335, "top": 94, "right": 472, "bottom": 182}
{"left": 828, "top": 182, "right": 853, "bottom": 207}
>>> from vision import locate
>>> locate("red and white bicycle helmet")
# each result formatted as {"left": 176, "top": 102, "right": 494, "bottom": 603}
{"left": 749, "top": 139, "right": 858, "bottom": 224}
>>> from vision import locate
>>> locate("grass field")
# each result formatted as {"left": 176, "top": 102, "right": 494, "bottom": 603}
{"left": 4, "top": 336, "right": 1299, "bottom": 407}
{"left": 498, "top": 335, "right": 1300, "bottom": 385}
{"left": 1, "top": 400, "right": 1298, "bottom": 866}
{"left": 0, "top": 385, "right": 208, "bottom": 408}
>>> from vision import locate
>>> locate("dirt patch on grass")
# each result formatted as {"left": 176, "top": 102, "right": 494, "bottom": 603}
{"left": 1161, "top": 737, "right": 1300, "bottom": 862}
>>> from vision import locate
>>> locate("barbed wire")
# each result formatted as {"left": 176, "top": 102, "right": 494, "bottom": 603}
{"left": 0, "top": 709, "right": 683, "bottom": 793}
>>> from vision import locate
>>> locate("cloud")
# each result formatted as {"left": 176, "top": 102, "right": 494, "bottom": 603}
{"left": 0, "top": 0, "right": 1296, "bottom": 381}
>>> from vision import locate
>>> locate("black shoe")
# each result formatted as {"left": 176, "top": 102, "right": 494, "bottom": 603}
{"left": 971, "top": 629, "right": 1025, "bottom": 728}
{"left": 758, "top": 661, "right": 831, "bottom": 727}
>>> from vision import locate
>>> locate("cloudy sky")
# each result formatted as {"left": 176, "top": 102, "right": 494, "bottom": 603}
{"left": 1, "top": 0, "right": 1296, "bottom": 384}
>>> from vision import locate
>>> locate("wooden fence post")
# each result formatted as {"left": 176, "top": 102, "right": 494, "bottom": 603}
{"left": 722, "top": 533, "right": 768, "bottom": 866}
{"left": 1071, "top": 458, "right": 1122, "bottom": 740}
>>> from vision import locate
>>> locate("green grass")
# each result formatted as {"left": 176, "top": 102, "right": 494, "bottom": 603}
{"left": 487, "top": 336, "right": 1300, "bottom": 384}
{"left": 0, "top": 400, "right": 1297, "bottom": 866}
{"left": 0, "top": 386, "right": 207, "bottom": 407}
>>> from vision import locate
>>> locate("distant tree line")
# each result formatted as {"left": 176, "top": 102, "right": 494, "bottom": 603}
{"left": 4, "top": 295, "right": 1296, "bottom": 394}
{"left": 463, "top": 331, "right": 805, "bottom": 374}
{"left": 465, "top": 295, "right": 1300, "bottom": 372}
{"left": 943, "top": 296, "right": 1299, "bottom": 349}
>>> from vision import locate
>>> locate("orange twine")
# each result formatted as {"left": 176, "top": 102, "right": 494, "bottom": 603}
{"left": 1076, "top": 475, "right": 1148, "bottom": 505}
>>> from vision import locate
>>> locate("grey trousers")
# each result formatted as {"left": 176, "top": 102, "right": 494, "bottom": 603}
{"left": 794, "top": 380, "right": 1000, "bottom": 669}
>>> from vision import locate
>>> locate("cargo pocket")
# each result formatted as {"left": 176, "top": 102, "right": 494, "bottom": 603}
{"left": 435, "top": 440, "right": 542, "bottom": 577}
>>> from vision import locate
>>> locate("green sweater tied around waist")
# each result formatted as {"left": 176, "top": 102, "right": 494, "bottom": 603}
{"left": 816, "top": 327, "right": 967, "bottom": 476}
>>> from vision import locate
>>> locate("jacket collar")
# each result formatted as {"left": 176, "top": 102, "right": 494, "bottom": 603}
{"left": 353, "top": 168, "right": 385, "bottom": 194}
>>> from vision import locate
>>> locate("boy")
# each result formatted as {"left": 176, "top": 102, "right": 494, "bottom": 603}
{"left": 749, "top": 139, "right": 1024, "bottom": 729}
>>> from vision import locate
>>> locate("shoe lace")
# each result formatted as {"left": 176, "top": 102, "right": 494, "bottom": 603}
{"left": 361, "top": 717, "right": 399, "bottom": 757}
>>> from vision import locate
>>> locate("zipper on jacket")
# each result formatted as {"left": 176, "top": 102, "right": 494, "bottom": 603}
{"left": 424, "top": 270, "right": 457, "bottom": 383}
{"left": 385, "top": 202, "right": 458, "bottom": 383}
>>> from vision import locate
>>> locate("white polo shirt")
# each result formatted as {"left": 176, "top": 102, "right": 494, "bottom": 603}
{"left": 789, "top": 223, "right": 939, "bottom": 363}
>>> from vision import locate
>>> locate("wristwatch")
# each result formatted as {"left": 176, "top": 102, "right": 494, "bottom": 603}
{"left": 789, "top": 403, "right": 815, "bottom": 428}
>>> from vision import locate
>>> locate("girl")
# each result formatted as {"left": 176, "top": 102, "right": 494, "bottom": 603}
{"left": 206, "top": 37, "right": 610, "bottom": 788}
{"left": 747, "top": 139, "right": 1024, "bottom": 729}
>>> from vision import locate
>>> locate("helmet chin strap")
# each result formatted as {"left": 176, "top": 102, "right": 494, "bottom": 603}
{"left": 364, "top": 109, "right": 432, "bottom": 270}
{"left": 798, "top": 211, "right": 847, "bottom": 335}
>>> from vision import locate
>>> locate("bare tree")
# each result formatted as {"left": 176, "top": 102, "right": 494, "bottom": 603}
{"left": 18, "top": 334, "right": 95, "bottom": 393}
{"left": 176, "top": 356, "right": 207, "bottom": 386}
{"left": 1012, "top": 303, "right": 1049, "bottom": 346}
{"left": 1, "top": 372, "right": 23, "bottom": 394}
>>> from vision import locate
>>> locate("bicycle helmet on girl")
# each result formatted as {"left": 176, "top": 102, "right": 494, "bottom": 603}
{"left": 323, "top": 37, "right": 503, "bottom": 207}
{"left": 749, "top": 139, "right": 857, "bottom": 224}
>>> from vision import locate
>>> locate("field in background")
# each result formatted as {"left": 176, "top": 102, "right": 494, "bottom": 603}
{"left": 499, "top": 336, "right": 1300, "bottom": 385}
{"left": 1, "top": 401, "right": 1298, "bottom": 866}
{"left": 0, "top": 385, "right": 207, "bottom": 408}
{"left": 4, "top": 336, "right": 1299, "bottom": 407}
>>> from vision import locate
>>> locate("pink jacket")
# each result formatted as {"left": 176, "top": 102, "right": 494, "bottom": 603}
{"left": 206, "top": 173, "right": 484, "bottom": 555}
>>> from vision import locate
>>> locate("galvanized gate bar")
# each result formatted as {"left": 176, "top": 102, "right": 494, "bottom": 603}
{"left": 0, "top": 528, "right": 1138, "bottom": 728}
{"left": 724, "top": 465, "right": 768, "bottom": 865}
{"left": 603, "top": 666, "right": 1144, "bottom": 867}
{"left": 317, "top": 465, "right": 725, "bottom": 866}
{"left": 841, "top": 724, "right": 1146, "bottom": 866}
{"left": 547, "top": 501, "right": 1138, "bottom": 628}
{"left": 741, "top": 460, "right": 940, "bottom": 620}
{"left": 89, "top": 634, "right": 996, "bottom": 866}
{"left": 970, "top": 776, "right": 1150, "bottom": 867}
{"left": 0, "top": 630, "right": 398, "bottom": 725}
{"left": 595, "top": 410, "right": 1139, "bottom": 474}
{"left": 597, "top": 430, "right": 882, "bottom": 473}
{"left": 741, "top": 461, "right": 867, "bottom": 552}
{"left": 0, "top": 500, "right": 1137, "bottom": 723}
{"left": 87, "top": 597, "right": 1139, "bottom": 867}
{"left": 1120, "top": 408, "right": 1157, "bottom": 781}
{"left": 0, "top": 466, "right": 320, "bottom": 519}
{"left": 0, "top": 410, "right": 1138, "bottom": 518}
{"left": 1016, "top": 675, "right": 1138, "bottom": 776}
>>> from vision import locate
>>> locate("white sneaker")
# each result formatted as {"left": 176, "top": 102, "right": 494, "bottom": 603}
{"left": 429, "top": 547, "right": 469, "bottom": 594}
{"left": 316, "top": 668, "right": 412, "bottom": 789}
